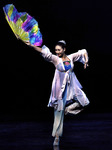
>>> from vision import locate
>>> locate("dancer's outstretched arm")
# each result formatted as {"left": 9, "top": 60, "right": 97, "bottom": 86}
{"left": 16, "top": 36, "right": 42, "bottom": 53}
{"left": 25, "top": 41, "right": 42, "bottom": 53}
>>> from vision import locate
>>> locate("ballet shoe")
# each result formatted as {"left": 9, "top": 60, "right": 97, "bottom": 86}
{"left": 53, "top": 137, "right": 60, "bottom": 146}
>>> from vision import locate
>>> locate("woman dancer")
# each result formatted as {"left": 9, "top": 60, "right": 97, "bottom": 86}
{"left": 3, "top": 3, "right": 89, "bottom": 146}
{"left": 25, "top": 40, "right": 90, "bottom": 146}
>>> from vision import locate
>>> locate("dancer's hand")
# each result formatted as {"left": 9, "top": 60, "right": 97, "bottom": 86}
{"left": 84, "top": 62, "right": 89, "bottom": 69}
{"left": 25, "top": 41, "right": 33, "bottom": 47}
{"left": 84, "top": 51, "right": 89, "bottom": 69}
{"left": 25, "top": 41, "right": 31, "bottom": 46}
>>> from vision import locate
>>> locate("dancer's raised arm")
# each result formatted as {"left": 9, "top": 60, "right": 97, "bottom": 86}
{"left": 25, "top": 41, "right": 42, "bottom": 53}
{"left": 25, "top": 41, "right": 58, "bottom": 65}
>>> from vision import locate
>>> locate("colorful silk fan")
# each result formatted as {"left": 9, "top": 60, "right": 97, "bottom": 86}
{"left": 3, "top": 4, "right": 43, "bottom": 46}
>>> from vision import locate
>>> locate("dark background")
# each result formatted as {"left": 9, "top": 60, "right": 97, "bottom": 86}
{"left": 0, "top": 0, "right": 112, "bottom": 121}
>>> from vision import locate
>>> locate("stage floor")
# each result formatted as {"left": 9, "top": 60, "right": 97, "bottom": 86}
{"left": 0, "top": 113, "right": 112, "bottom": 150}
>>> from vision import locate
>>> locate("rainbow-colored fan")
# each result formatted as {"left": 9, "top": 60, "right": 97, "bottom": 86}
{"left": 3, "top": 4, "right": 43, "bottom": 46}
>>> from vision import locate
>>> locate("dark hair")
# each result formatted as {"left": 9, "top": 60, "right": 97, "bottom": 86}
{"left": 55, "top": 41, "right": 66, "bottom": 49}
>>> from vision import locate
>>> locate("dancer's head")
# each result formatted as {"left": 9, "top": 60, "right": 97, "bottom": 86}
{"left": 55, "top": 40, "right": 66, "bottom": 57}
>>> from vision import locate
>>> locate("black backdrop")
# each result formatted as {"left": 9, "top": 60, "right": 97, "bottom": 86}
{"left": 0, "top": 0, "right": 112, "bottom": 120}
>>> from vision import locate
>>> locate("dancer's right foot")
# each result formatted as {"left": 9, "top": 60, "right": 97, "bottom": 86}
{"left": 53, "top": 137, "right": 60, "bottom": 146}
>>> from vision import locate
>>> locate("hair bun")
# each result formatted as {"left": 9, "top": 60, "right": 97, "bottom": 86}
{"left": 58, "top": 40, "right": 66, "bottom": 45}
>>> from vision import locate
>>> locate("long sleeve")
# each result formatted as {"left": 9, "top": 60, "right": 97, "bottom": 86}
{"left": 69, "top": 49, "right": 89, "bottom": 64}
{"left": 41, "top": 45, "right": 58, "bottom": 65}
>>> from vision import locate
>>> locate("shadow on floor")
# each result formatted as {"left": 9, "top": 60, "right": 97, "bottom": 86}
{"left": 0, "top": 113, "right": 112, "bottom": 150}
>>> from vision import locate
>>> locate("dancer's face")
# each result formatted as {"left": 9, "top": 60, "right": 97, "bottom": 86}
{"left": 55, "top": 45, "right": 65, "bottom": 57}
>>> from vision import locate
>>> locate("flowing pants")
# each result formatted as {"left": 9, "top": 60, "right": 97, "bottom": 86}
{"left": 52, "top": 85, "right": 67, "bottom": 137}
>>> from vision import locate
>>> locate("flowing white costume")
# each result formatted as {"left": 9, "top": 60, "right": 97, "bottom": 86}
{"left": 41, "top": 45, "right": 90, "bottom": 137}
